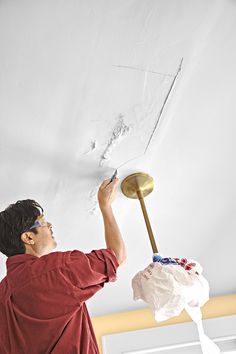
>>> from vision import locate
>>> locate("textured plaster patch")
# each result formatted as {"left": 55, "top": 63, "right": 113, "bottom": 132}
{"left": 88, "top": 186, "right": 99, "bottom": 215}
{"left": 99, "top": 115, "right": 131, "bottom": 166}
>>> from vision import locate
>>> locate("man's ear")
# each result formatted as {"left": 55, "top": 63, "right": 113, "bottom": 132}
{"left": 21, "top": 232, "right": 35, "bottom": 245}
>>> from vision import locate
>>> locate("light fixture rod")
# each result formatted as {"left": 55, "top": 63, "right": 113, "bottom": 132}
{"left": 136, "top": 189, "right": 158, "bottom": 254}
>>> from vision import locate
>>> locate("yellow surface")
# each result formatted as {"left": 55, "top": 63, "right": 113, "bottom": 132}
{"left": 91, "top": 293, "right": 236, "bottom": 353}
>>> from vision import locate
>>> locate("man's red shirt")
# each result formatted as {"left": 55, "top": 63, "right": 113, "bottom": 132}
{"left": 0, "top": 249, "right": 118, "bottom": 353}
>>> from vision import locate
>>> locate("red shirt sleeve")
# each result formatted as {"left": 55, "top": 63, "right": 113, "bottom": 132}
{"left": 62, "top": 248, "right": 119, "bottom": 302}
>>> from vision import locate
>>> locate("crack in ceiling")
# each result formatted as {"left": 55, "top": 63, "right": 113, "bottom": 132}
{"left": 144, "top": 58, "right": 183, "bottom": 154}
{"left": 112, "top": 64, "right": 175, "bottom": 77}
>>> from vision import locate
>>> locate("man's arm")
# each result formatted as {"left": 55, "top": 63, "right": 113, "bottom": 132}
{"left": 98, "top": 178, "right": 126, "bottom": 265}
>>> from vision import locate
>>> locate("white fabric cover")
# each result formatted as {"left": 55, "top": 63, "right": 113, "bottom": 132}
{"left": 132, "top": 258, "right": 220, "bottom": 354}
{"left": 132, "top": 259, "right": 208, "bottom": 321}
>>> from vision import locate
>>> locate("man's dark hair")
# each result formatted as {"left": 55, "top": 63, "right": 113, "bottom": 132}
{"left": 0, "top": 200, "right": 43, "bottom": 257}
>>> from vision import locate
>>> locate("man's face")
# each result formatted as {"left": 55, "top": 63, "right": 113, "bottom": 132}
{"left": 32, "top": 215, "right": 57, "bottom": 254}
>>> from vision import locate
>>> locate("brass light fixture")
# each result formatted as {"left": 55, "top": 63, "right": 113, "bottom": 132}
{"left": 121, "top": 172, "right": 158, "bottom": 254}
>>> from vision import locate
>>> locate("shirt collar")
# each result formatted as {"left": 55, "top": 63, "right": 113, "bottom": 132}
{"left": 6, "top": 253, "right": 38, "bottom": 268}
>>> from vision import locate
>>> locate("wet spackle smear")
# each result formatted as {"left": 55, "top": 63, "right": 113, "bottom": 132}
{"left": 99, "top": 115, "right": 131, "bottom": 166}
{"left": 83, "top": 140, "right": 97, "bottom": 155}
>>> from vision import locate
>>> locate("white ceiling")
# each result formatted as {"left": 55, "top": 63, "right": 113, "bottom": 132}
{"left": 0, "top": 0, "right": 235, "bottom": 317}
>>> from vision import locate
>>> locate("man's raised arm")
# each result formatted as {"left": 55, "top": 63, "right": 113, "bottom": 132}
{"left": 98, "top": 178, "right": 126, "bottom": 265}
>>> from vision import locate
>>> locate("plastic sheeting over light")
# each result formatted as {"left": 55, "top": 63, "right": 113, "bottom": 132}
{"left": 132, "top": 254, "right": 221, "bottom": 354}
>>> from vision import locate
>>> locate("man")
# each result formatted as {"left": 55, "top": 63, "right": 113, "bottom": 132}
{"left": 0, "top": 177, "right": 126, "bottom": 353}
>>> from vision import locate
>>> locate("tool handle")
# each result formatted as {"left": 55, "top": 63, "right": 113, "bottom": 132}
{"left": 109, "top": 169, "right": 117, "bottom": 183}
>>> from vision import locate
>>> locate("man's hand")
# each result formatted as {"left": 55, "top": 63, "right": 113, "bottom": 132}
{"left": 97, "top": 178, "right": 119, "bottom": 211}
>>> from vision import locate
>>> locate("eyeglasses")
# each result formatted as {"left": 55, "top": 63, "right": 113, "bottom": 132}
{"left": 29, "top": 218, "right": 50, "bottom": 230}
